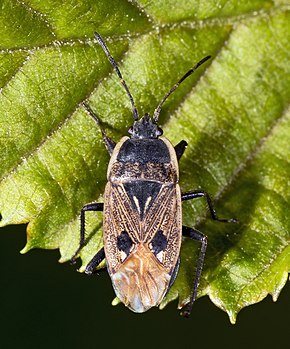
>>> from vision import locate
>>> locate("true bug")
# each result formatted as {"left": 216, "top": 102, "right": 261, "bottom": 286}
{"left": 71, "top": 32, "right": 237, "bottom": 317}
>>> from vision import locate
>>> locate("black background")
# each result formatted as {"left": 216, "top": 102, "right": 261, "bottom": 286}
{"left": 1, "top": 224, "right": 289, "bottom": 349}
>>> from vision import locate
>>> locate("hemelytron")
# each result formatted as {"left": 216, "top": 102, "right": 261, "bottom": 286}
{"left": 71, "top": 32, "right": 237, "bottom": 316}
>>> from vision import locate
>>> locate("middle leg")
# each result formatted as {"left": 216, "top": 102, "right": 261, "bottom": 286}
{"left": 182, "top": 190, "right": 238, "bottom": 223}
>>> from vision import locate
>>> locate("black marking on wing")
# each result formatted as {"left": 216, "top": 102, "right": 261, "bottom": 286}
{"left": 151, "top": 230, "right": 167, "bottom": 255}
{"left": 117, "top": 230, "right": 133, "bottom": 256}
{"left": 123, "top": 181, "right": 162, "bottom": 220}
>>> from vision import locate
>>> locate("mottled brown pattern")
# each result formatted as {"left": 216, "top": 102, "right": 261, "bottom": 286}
{"left": 109, "top": 162, "right": 178, "bottom": 183}
{"left": 103, "top": 135, "right": 182, "bottom": 312}
{"left": 103, "top": 181, "right": 182, "bottom": 274}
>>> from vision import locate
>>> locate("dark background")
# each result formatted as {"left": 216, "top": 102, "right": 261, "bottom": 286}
{"left": 1, "top": 224, "right": 289, "bottom": 349}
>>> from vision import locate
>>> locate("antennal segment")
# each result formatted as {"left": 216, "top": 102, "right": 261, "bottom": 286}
{"left": 153, "top": 55, "right": 211, "bottom": 123}
{"left": 94, "top": 32, "right": 139, "bottom": 121}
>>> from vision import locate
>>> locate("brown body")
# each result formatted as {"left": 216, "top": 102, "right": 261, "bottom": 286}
{"left": 75, "top": 32, "right": 215, "bottom": 316}
{"left": 103, "top": 136, "right": 182, "bottom": 312}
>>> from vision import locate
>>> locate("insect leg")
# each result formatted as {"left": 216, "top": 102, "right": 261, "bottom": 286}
{"left": 85, "top": 247, "right": 106, "bottom": 275}
{"left": 82, "top": 102, "right": 116, "bottom": 155}
{"left": 70, "top": 203, "right": 104, "bottom": 263}
{"left": 174, "top": 140, "right": 188, "bottom": 161}
{"left": 181, "top": 190, "right": 238, "bottom": 223}
{"left": 180, "top": 226, "right": 207, "bottom": 317}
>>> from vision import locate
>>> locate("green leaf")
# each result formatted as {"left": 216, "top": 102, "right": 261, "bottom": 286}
{"left": 0, "top": 0, "right": 289, "bottom": 322}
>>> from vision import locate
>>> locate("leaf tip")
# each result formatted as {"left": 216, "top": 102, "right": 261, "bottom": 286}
{"left": 20, "top": 240, "right": 34, "bottom": 254}
{"left": 112, "top": 297, "right": 121, "bottom": 306}
{"left": 228, "top": 310, "right": 237, "bottom": 325}
{"left": 58, "top": 256, "right": 68, "bottom": 263}
{"left": 77, "top": 265, "right": 86, "bottom": 273}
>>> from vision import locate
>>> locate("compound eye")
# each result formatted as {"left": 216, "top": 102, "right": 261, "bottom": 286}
{"left": 157, "top": 127, "right": 163, "bottom": 136}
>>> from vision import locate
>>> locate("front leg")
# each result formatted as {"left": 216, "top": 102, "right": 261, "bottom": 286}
{"left": 82, "top": 102, "right": 116, "bottom": 155}
{"left": 180, "top": 226, "right": 207, "bottom": 318}
{"left": 182, "top": 190, "right": 238, "bottom": 223}
{"left": 174, "top": 140, "right": 188, "bottom": 161}
{"left": 70, "top": 202, "right": 104, "bottom": 263}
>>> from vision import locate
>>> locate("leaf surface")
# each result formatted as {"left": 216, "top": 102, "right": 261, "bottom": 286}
{"left": 0, "top": 0, "right": 289, "bottom": 322}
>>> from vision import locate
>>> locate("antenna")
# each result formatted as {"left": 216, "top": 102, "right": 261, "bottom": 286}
{"left": 94, "top": 32, "right": 139, "bottom": 121}
{"left": 153, "top": 55, "right": 211, "bottom": 123}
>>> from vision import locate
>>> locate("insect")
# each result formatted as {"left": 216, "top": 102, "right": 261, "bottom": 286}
{"left": 71, "top": 32, "right": 237, "bottom": 317}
